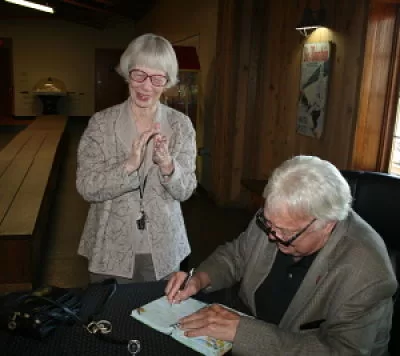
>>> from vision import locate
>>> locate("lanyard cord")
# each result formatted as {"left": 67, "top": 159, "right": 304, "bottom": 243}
{"left": 139, "top": 175, "right": 148, "bottom": 201}
{"left": 139, "top": 175, "right": 148, "bottom": 213}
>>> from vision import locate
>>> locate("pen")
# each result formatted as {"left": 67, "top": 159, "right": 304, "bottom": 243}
{"left": 180, "top": 268, "right": 195, "bottom": 291}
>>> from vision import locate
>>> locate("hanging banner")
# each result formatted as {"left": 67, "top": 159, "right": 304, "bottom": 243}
{"left": 296, "top": 42, "right": 332, "bottom": 139}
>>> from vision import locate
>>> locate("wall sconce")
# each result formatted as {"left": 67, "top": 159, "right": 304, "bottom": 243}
{"left": 295, "top": 1, "right": 326, "bottom": 37}
{"left": 5, "top": 0, "right": 55, "bottom": 14}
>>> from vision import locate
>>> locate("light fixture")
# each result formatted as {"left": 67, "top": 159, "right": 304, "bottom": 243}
{"left": 5, "top": 0, "right": 54, "bottom": 14}
{"left": 295, "top": 1, "right": 326, "bottom": 37}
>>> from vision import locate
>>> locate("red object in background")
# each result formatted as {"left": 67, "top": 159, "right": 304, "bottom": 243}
{"left": 173, "top": 46, "right": 200, "bottom": 70}
{"left": 0, "top": 39, "right": 4, "bottom": 47}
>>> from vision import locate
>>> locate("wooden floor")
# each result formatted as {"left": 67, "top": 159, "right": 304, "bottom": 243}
{"left": 0, "top": 116, "right": 253, "bottom": 289}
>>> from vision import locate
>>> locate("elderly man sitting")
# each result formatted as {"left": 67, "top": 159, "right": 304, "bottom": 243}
{"left": 166, "top": 155, "right": 397, "bottom": 355}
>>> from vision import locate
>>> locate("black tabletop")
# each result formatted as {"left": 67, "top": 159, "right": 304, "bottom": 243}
{"left": 0, "top": 281, "right": 232, "bottom": 356}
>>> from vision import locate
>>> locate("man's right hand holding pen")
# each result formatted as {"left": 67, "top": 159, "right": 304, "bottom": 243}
{"left": 165, "top": 269, "right": 240, "bottom": 342}
{"left": 165, "top": 268, "right": 212, "bottom": 304}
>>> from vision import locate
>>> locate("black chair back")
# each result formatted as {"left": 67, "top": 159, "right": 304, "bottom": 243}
{"left": 341, "top": 170, "right": 399, "bottom": 355}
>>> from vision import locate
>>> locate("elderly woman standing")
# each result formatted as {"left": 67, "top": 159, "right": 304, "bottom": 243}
{"left": 76, "top": 34, "right": 197, "bottom": 283}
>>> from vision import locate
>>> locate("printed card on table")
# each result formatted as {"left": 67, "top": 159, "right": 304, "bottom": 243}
{"left": 131, "top": 296, "right": 233, "bottom": 356}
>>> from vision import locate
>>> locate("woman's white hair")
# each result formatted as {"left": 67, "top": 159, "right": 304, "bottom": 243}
{"left": 116, "top": 33, "right": 178, "bottom": 88}
{"left": 263, "top": 155, "right": 352, "bottom": 222}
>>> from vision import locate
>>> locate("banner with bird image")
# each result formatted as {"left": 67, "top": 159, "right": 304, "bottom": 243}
{"left": 297, "top": 42, "right": 332, "bottom": 139}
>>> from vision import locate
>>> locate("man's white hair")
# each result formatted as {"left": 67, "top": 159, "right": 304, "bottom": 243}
{"left": 263, "top": 155, "right": 352, "bottom": 222}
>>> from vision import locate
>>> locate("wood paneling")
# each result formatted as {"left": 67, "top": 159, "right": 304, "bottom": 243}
{"left": 351, "top": 2, "right": 397, "bottom": 170}
{"left": 257, "top": 0, "right": 368, "bottom": 176}
{"left": 230, "top": 0, "right": 254, "bottom": 201}
{"left": 0, "top": 239, "right": 31, "bottom": 284}
{"left": 211, "top": 0, "right": 239, "bottom": 204}
{"left": 243, "top": 0, "right": 267, "bottom": 176}
{"left": 140, "top": 0, "right": 399, "bottom": 205}
{"left": 212, "top": 0, "right": 370, "bottom": 204}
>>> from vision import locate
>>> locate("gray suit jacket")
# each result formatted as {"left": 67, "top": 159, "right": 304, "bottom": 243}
{"left": 76, "top": 99, "right": 197, "bottom": 279}
{"left": 197, "top": 210, "right": 397, "bottom": 355}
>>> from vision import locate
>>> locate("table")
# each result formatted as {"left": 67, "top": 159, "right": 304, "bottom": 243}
{"left": 0, "top": 115, "right": 67, "bottom": 293}
{"left": 0, "top": 281, "right": 234, "bottom": 356}
{"left": 34, "top": 92, "right": 66, "bottom": 115}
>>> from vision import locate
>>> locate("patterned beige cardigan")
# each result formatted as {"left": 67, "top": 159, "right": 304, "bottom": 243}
{"left": 76, "top": 99, "right": 197, "bottom": 279}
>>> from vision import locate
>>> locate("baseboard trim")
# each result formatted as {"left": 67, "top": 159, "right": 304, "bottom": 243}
{"left": 0, "top": 125, "right": 28, "bottom": 132}
{"left": 12, "top": 116, "right": 35, "bottom": 120}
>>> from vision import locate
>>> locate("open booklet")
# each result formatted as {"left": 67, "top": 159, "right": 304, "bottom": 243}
{"left": 131, "top": 296, "right": 233, "bottom": 356}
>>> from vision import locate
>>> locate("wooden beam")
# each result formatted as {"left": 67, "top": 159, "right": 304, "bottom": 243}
{"left": 92, "top": 0, "right": 114, "bottom": 5}
{"left": 61, "top": 0, "right": 115, "bottom": 15}
{"left": 373, "top": 0, "right": 400, "bottom": 4}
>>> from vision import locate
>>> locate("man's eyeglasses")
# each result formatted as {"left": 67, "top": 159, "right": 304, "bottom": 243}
{"left": 129, "top": 69, "right": 168, "bottom": 87}
{"left": 255, "top": 208, "right": 316, "bottom": 247}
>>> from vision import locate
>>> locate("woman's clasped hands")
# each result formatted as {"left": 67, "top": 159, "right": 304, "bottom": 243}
{"left": 124, "top": 123, "right": 174, "bottom": 175}
{"left": 125, "top": 124, "right": 159, "bottom": 173}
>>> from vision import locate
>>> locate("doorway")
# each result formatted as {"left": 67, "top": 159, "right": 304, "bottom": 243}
{"left": 95, "top": 49, "right": 128, "bottom": 112}
{"left": 0, "top": 38, "right": 14, "bottom": 119}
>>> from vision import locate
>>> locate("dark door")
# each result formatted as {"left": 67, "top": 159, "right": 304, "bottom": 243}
{"left": 95, "top": 49, "right": 128, "bottom": 112}
{"left": 0, "top": 38, "right": 13, "bottom": 118}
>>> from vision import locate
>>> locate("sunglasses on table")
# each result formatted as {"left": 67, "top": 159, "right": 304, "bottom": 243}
{"left": 255, "top": 208, "right": 316, "bottom": 247}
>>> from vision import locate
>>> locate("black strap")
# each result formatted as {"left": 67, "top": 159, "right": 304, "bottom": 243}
{"left": 139, "top": 174, "right": 148, "bottom": 200}
{"left": 86, "top": 278, "right": 117, "bottom": 323}
{"left": 80, "top": 279, "right": 141, "bottom": 354}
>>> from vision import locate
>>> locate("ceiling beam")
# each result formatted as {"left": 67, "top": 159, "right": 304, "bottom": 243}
{"left": 61, "top": 0, "right": 115, "bottom": 15}
{"left": 92, "top": 0, "right": 114, "bottom": 5}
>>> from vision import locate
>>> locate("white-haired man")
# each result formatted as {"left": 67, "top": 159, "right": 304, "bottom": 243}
{"left": 166, "top": 155, "right": 397, "bottom": 355}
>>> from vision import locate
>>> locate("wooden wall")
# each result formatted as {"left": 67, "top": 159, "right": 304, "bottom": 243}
{"left": 135, "top": 0, "right": 400, "bottom": 206}
{"left": 212, "top": 0, "right": 398, "bottom": 205}
{"left": 352, "top": 1, "right": 399, "bottom": 171}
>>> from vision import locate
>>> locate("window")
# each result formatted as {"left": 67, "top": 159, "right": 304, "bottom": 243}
{"left": 389, "top": 98, "right": 400, "bottom": 176}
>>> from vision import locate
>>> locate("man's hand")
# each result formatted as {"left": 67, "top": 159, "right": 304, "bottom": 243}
{"left": 179, "top": 304, "right": 240, "bottom": 342}
{"left": 165, "top": 271, "right": 201, "bottom": 304}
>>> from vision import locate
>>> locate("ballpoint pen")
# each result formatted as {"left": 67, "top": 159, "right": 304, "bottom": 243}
{"left": 180, "top": 268, "right": 195, "bottom": 291}
{"left": 170, "top": 268, "right": 195, "bottom": 307}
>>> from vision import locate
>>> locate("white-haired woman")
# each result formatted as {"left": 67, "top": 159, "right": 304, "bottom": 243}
{"left": 77, "top": 34, "right": 197, "bottom": 283}
{"left": 165, "top": 156, "right": 397, "bottom": 356}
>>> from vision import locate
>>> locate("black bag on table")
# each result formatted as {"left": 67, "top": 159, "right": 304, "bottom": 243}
{"left": 0, "top": 280, "right": 141, "bottom": 354}
{"left": 0, "top": 285, "right": 82, "bottom": 339}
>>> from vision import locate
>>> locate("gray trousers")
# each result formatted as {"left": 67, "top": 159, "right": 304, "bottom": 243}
{"left": 89, "top": 254, "right": 156, "bottom": 284}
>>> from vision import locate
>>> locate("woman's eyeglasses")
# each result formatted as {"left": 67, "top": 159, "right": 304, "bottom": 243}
{"left": 129, "top": 69, "right": 168, "bottom": 87}
{"left": 255, "top": 208, "right": 316, "bottom": 247}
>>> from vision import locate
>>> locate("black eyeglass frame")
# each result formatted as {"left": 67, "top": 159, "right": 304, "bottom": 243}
{"left": 129, "top": 69, "right": 169, "bottom": 87}
{"left": 255, "top": 208, "right": 316, "bottom": 247}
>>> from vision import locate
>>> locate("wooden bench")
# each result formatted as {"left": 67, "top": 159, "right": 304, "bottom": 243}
{"left": 0, "top": 115, "right": 67, "bottom": 292}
